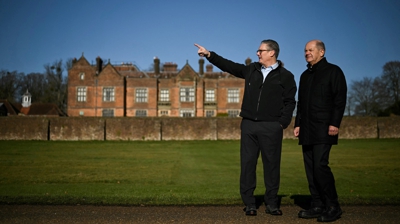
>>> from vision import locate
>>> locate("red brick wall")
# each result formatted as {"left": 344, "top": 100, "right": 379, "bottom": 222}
{"left": 126, "top": 77, "right": 158, "bottom": 117}
{"left": 68, "top": 57, "right": 97, "bottom": 117}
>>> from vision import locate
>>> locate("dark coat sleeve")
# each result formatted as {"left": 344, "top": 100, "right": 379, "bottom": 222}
{"left": 330, "top": 66, "right": 347, "bottom": 128}
{"left": 279, "top": 71, "right": 297, "bottom": 129}
{"left": 206, "top": 52, "right": 247, "bottom": 79}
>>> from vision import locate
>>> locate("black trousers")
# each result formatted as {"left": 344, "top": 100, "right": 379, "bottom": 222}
{"left": 240, "top": 119, "right": 283, "bottom": 207}
{"left": 302, "top": 144, "right": 339, "bottom": 208}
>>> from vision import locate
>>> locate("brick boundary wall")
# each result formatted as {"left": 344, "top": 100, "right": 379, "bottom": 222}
{"left": 49, "top": 117, "right": 105, "bottom": 141}
{"left": 216, "top": 118, "right": 242, "bottom": 140}
{"left": 1, "top": 116, "right": 399, "bottom": 141}
{"left": 105, "top": 118, "right": 161, "bottom": 141}
{"left": 160, "top": 118, "right": 217, "bottom": 140}
{"left": 0, "top": 117, "right": 49, "bottom": 140}
{"left": 377, "top": 117, "right": 400, "bottom": 138}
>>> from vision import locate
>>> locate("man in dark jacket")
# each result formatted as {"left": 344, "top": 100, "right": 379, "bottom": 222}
{"left": 294, "top": 40, "right": 347, "bottom": 222}
{"left": 195, "top": 40, "right": 297, "bottom": 216}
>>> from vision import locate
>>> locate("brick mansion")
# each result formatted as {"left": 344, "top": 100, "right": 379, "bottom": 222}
{"left": 67, "top": 55, "right": 252, "bottom": 117}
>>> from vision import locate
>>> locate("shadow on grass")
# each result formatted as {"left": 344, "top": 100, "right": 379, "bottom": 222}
{"left": 254, "top": 195, "right": 284, "bottom": 209}
{"left": 290, "top": 195, "right": 312, "bottom": 209}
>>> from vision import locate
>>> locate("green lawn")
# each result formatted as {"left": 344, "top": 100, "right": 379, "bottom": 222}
{"left": 0, "top": 139, "right": 399, "bottom": 205}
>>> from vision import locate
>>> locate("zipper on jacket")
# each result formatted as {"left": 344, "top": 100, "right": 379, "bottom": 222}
{"left": 256, "top": 85, "right": 263, "bottom": 120}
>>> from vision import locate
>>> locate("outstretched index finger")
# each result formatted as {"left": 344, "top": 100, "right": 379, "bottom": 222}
{"left": 194, "top": 43, "right": 202, "bottom": 49}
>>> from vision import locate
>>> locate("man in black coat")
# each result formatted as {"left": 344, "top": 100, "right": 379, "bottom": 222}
{"left": 294, "top": 40, "right": 347, "bottom": 222}
{"left": 195, "top": 40, "right": 297, "bottom": 216}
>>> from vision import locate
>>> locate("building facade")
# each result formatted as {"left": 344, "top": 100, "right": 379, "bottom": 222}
{"left": 67, "top": 55, "right": 250, "bottom": 117}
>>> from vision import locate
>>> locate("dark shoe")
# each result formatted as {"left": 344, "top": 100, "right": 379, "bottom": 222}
{"left": 317, "top": 206, "right": 342, "bottom": 222}
{"left": 265, "top": 205, "right": 282, "bottom": 216}
{"left": 243, "top": 204, "right": 257, "bottom": 216}
{"left": 298, "top": 206, "right": 324, "bottom": 219}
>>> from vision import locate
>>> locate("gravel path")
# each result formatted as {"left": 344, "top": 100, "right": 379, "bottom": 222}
{"left": 1, "top": 205, "right": 399, "bottom": 223}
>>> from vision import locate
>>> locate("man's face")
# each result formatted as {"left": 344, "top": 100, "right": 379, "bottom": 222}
{"left": 304, "top": 41, "right": 324, "bottom": 65}
{"left": 257, "top": 43, "right": 274, "bottom": 66}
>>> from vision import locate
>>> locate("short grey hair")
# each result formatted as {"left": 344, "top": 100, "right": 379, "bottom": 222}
{"left": 315, "top": 40, "right": 326, "bottom": 56}
{"left": 261, "top": 39, "right": 280, "bottom": 59}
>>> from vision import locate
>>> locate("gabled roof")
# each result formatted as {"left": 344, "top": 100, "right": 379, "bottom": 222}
{"left": 0, "top": 99, "right": 63, "bottom": 116}
{"left": 0, "top": 99, "right": 20, "bottom": 115}
{"left": 98, "top": 63, "right": 124, "bottom": 79}
{"left": 21, "top": 103, "right": 64, "bottom": 116}
{"left": 74, "top": 55, "right": 91, "bottom": 67}
{"left": 176, "top": 63, "right": 199, "bottom": 80}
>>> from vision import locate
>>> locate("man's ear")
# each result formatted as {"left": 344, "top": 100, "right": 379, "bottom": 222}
{"left": 320, "top": 49, "right": 325, "bottom": 57}
{"left": 269, "top": 50, "right": 276, "bottom": 58}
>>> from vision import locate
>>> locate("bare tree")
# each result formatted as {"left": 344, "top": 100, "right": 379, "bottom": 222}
{"left": 43, "top": 60, "right": 68, "bottom": 113}
{"left": 65, "top": 58, "right": 74, "bottom": 72}
{"left": 381, "top": 61, "right": 400, "bottom": 103}
{"left": 374, "top": 76, "right": 392, "bottom": 111}
{"left": 345, "top": 95, "right": 354, "bottom": 116}
{"left": 20, "top": 72, "right": 47, "bottom": 103}
{"left": 349, "top": 77, "right": 382, "bottom": 116}
{"left": 0, "top": 70, "right": 24, "bottom": 102}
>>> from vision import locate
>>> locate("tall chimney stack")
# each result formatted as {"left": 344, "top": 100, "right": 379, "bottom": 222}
{"left": 163, "top": 62, "right": 178, "bottom": 72}
{"left": 96, "top": 56, "right": 103, "bottom": 74}
{"left": 206, "top": 64, "right": 213, "bottom": 73}
{"left": 199, "top": 58, "right": 204, "bottom": 75}
{"left": 154, "top": 57, "right": 160, "bottom": 74}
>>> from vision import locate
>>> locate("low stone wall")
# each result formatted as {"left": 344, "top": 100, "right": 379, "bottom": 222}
{"left": 340, "top": 116, "right": 378, "bottom": 139}
{"left": 49, "top": 117, "right": 105, "bottom": 141}
{"left": 0, "top": 117, "right": 48, "bottom": 140}
{"left": 161, "top": 118, "right": 217, "bottom": 140}
{"left": 1, "top": 116, "right": 399, "bottom": 141}
{"left": 378, "top": 117, "right": 400, "bottom": 139}
{"left": 105, "top": 118, "right": 161, "bottom": 141}
{"left": 217, "top": 118, "right": 241, "bottom": 140}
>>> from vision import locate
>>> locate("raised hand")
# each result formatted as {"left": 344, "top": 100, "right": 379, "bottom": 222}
{"left": 194, "top": 43, "right": 210, "bottom": 58}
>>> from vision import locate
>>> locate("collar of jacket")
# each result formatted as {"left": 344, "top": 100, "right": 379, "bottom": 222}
{"left": 255, "top": 60, "right": 282, "bottom": 71}
{"left": 307, "top": 57, "right": 328, "bottom": 72}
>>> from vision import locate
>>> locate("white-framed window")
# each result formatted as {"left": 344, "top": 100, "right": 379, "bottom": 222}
{"left": 79, "top": 72, "right": 85, "bottom": 80}
{"left": 227, "top": 89, "right": 239, "bottom": 103}
{"left": 136, "top": 88, "right": 148, "bottom": 103}
{"left": 103, "top": 87, "right": 115, "bottom": 102}
{"left": 136, "top": 110, "right": 147, "bottom": 117}
{"left": 160, "top": 89, "right": 169, "bottom": 102}
{"left": 228, "top": 110, "right": 240, "bottom": 117}
{"left": 102, "top": 109, "right": 114, "bottom": 117}
{"left": 180, "top": 109, "right": 194, "bottom": 117}
{"left": 160, "top": 110, "right": 169, "bottom": 116}
{"left": 205, "top": 110, "right": 215, "bottom": 117}
{"left": 205, "top": 89, "right": 215, "bottom": 102}
{"left": 180, "top": 87, "right": 195, "bottom": 102}
{"left": 79, "top": 111, "right": 84, "bottom": 116}
{"left": 77, "top": 87, "right": 86, "bottom": 102}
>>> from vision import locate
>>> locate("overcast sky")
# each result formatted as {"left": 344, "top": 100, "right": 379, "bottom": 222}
{"left": 1, "top": 0, "right": 399, "bottom": 85}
